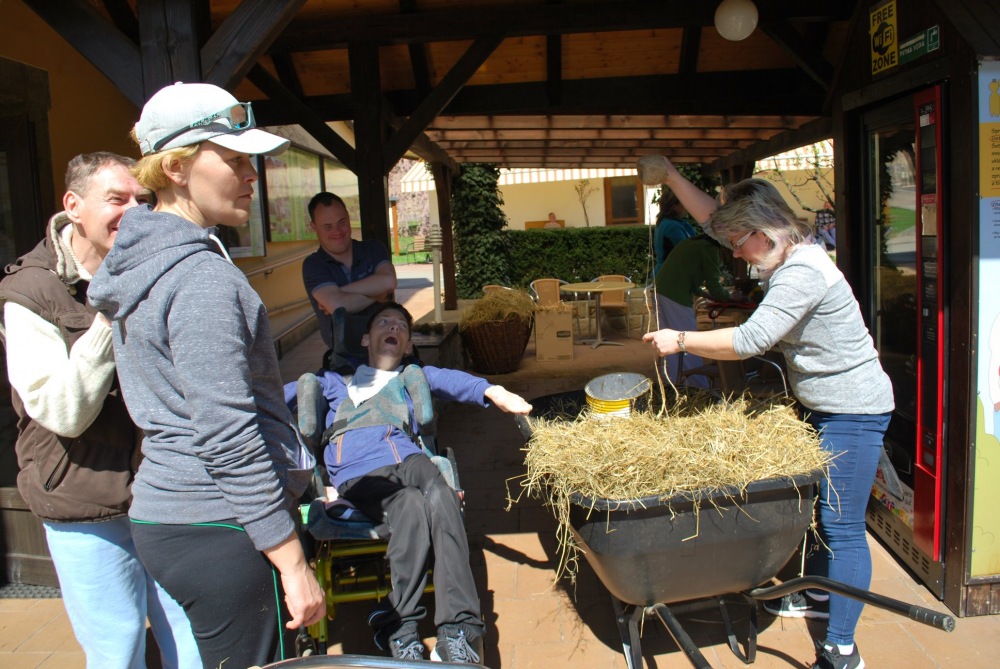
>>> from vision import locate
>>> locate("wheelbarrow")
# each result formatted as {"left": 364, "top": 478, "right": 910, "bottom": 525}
{"left": 568, "top": 470, "right": 955, "bottom": 669}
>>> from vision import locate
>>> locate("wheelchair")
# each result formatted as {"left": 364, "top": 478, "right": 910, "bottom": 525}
{"left": 293, "top": 309, "right": 464, "bottom": 656}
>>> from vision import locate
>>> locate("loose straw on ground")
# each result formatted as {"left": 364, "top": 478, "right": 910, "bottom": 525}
{"left": 508, "top": 393, "right": 831, "bottom": 582}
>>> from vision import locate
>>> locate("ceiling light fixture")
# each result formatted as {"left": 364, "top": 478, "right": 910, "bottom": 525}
{"left": 714, "top": 0, "right": 759, "bottom": 41}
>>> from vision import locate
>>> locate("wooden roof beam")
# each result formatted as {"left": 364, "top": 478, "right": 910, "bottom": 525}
{"left": 399, "top": 0, "right": 432, "bottom": 98}
{"left": 709, "top": 117, "right": 832, "bottom": 172}
{"left": 253, "top": 69, "right": 826, "bottom": 123}
{"left": 202, "top": 0, "right": 306, "bottom": 91}
{"left": 247, "top": 64, "right": 357, "bottom": 172}
{"left": 436, "top": 139, "right": 754, "bottom": 149}
{"left": 428, "top": 114, "right": 813, "bottom": 130}
{"left": 271, "top": 1, "right": 853, "bottom": 51}
{"left": 137, "top": 0, "right": 209, "bottom": 94}
{"left": 271, "top": 54, "right": 305, "bottom": 99}
{"left": 22, "top": 0, "right": 143, "bottom": 106}
{"left": 101, "top": 0, "right": 139, "bottom": 42}
{"left": 679, "top": 26, "right": 700, "bottom": 76}
{"left": 424, "top": 128, "right": 791, "bottom": 141}
{"left": 759, "top": 19, "right": 834, "bottom": 90}
{"left": 382, "top": 34, "right": 504, "bottom": 170}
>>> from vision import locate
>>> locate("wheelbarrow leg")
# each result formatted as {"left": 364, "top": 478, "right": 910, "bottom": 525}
{"left": 716, "top": 595, "right": 757, "bottom": 665}
{"left": 650, "top": 603, "right": 713, "bottom": 669}
{"left": 612, "top": 596, "right": 645, "bottom": 669}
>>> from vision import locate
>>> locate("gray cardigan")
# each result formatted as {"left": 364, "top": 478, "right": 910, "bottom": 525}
{"left": 732, "top": 244, "right": 894, "bottom": 414}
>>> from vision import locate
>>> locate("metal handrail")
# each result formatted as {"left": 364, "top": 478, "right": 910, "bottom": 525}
{"left": 243, "top": 249, "right": 314, "bottom": 279}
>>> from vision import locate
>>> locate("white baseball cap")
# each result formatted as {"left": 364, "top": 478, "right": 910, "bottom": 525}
{"left": 135, "top": 82, "right": 289, "bottom": 157}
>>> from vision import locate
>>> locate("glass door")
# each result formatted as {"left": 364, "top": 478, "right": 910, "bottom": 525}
{"left": 866, "top": 99, "right": 918, "bottom": 487}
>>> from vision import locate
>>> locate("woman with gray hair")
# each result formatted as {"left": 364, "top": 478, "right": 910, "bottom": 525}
{"left": 642, "top": 157, "right": 892, "bottom": 669}
{"left": 88, "top": 82, "right": 324, "bottom": 668}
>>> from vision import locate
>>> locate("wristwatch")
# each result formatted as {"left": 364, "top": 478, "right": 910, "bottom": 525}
{"left": 677, "top": 331, "right": 686, "bottom": 352}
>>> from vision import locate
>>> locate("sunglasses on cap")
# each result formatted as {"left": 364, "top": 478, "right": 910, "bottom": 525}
{"left": 151, "top": 102, "right": 256, "bottom": 153}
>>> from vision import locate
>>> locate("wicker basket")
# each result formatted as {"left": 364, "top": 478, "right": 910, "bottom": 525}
{"left": 461, "top": 316, "right": 532, "bottom": 374}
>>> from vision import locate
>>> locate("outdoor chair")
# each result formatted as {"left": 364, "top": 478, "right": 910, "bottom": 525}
{"left": 403, "top": 235, "right": 430, "bottom": 264}
{"left": 482, "top": 284, "right": 512, "bottom": 295}
{"left": 593, "top": 274, "right": 632, "bottom": 337}
{"left": 530, "top": 277, "right": 585, "bottom": 336}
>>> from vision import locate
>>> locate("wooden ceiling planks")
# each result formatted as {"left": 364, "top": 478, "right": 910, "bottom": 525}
{"left": 83, "top": 0, "right": 856, "bottom": 169}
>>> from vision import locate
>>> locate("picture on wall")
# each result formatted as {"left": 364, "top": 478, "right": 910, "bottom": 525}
{"left": 266, "top": 147, "right": 323, "bottom": 241}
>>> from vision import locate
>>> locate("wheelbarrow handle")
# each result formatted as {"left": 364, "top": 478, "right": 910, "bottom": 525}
{"left": 513, "top": 414, "right": 534, "bottom": 439}
{"left": 748, "top": 576, "right": 956, "bottom": 632}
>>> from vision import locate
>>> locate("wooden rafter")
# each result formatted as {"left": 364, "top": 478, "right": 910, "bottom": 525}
{"left": 137, "top": 0, "right": 206, "bottom": 94}
{"left": 271, "top": 0, "right": 852, "bottom": 51}
{"left": 247, "top": 64, "right": 357, "bottom": 172}
{"left": 382, "top": 34, "right": 505, "bottom": 170}
{"left": 202, "top": 0, "right": 307, "bottom": 90}
{"left": 22, "top": 0, "right": 142, "bottom": 106}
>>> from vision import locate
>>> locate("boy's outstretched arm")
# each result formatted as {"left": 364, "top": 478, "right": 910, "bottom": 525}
{"left": 484, "top": 385, "right": 533, "bottom": 414}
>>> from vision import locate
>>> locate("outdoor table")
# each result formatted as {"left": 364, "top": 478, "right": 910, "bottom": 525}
{"left": 561, "top": 280, "right": 635, "bottom": 348}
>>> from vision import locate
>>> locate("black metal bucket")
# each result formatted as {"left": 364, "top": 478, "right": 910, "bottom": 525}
{"left": 568, "top": 470, "right": 822, "bottom": 607}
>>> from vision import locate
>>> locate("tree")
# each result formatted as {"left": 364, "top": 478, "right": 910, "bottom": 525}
{"left": 754, "top": 140, "right": 834, "bottom": 214}
{"left": 574, "top": 179, "right": 598, "bottom": 227}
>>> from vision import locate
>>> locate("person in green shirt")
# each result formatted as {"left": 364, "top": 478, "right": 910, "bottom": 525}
{"left": 653, "top": 233, "right": 736, "bottom": 387}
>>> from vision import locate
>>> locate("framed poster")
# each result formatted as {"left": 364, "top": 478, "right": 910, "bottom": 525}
{"left": 266, "top": 147, "right": 323, "bottom": 241}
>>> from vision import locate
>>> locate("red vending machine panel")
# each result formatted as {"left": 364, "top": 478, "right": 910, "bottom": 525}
{"left": 912, "top": 86, "right": 945, "bottom": 558}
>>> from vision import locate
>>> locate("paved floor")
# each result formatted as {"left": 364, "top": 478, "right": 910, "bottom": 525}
{"left": 3, "top": 262, "right": 999, "bottom": 668}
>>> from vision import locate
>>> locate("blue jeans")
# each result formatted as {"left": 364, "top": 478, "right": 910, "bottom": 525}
{"left": 44, "top": 517, "right": 200, "bottom": 669}
{"left": 804, "top": 410, "right": 892, "bottom": 646}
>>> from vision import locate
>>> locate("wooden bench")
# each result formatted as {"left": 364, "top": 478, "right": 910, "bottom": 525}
{"left": 525, "top": 219, "right": 565, "bottom": 229}
{"left": 404, "top": 235, "right": 430, "bottom": 263}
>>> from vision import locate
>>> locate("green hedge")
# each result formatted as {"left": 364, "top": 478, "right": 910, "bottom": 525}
{"left": 505, "top": 226, "right": 654, "bottom": 288}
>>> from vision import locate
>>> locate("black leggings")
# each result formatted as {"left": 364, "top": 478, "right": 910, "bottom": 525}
{"left": 131, "top": 520, "right": 293, "bottom": 668}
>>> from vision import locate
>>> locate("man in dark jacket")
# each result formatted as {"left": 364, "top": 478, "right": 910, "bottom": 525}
{"left": 0, "top": 153, "right": 198, "bottom": 669}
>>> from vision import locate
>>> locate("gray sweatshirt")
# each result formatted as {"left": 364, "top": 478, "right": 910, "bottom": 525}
{"left": 732, "top": 244, "right": 894, "bottom": 414}
{"left": 88, "top": 206, "right": 308, "bottom": 551}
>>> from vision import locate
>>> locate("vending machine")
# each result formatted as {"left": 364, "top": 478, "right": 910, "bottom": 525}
{"left": 912, "top": 86, "right": 947, "bottom": 560}
{"left": 864, "top": 84, "right": 947, "bottom": 596}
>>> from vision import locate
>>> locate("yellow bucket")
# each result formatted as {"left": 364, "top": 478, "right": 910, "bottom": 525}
{"left": 585, "top": 373, "right": 651, "bottom": 418}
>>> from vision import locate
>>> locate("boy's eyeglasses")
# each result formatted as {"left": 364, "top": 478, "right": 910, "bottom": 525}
{"left": 152, "top": 102, "right": 255, "bottom": 152}
{"left": 732, "top": 230, "right": 755, "bottom": 249}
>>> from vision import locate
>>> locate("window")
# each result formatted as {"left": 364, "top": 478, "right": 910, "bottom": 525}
{"left": 603, "top": 176, "right": 643, "bottom": 225}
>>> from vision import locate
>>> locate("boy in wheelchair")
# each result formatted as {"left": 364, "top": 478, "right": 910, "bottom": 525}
{"left": 303, "top": 302, "right": 532, "bottom": 663}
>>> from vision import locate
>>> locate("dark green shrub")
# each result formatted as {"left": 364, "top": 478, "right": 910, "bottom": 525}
{"left": 451, "top": 164, "right": 510, "bottom": 297}
{"left": 506, "top": 226, "right": 654, "bottom": 287}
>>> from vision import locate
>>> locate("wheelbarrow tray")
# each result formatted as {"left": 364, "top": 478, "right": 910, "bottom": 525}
{"left": 568, "top": 470, "right": 822, "bottom": 607}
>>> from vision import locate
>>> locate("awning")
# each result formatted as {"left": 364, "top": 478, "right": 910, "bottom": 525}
{"left": 399, "top": 164, "right": 638, "bottom": 193}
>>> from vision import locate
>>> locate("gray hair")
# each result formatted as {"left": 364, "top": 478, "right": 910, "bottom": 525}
{"left": 704, "top": 178, "right": 813, "bottom": 270}
{"left": 64, "top": 152, "right": 137, "bottom": 196}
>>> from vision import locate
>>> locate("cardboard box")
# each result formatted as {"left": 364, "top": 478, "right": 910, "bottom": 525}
{"left": 535, "top": 309, "right": 574, "bottom": 361}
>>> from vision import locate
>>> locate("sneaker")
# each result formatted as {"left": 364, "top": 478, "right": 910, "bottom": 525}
{"left": 373, "top": 620, "right": 426, "bottom": 661}
{"left": 762, "top": 591, "right": 830, "bottom": 619}
{"left": 388, "top": 634, "right": 427, "bottom": 661}
{"left": 431, "top": 625, "right": 484, "bottom": 664}
{"left": 811, "top": 640, "right": 865, "bottom": 669}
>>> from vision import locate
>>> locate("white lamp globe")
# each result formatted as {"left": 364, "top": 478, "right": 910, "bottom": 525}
{"left": 714, "top": 0, "right": 759, "bottom": 41}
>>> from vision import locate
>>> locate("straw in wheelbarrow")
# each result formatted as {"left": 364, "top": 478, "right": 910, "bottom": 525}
{"left": 508, "top": 393, "right": 831, "bottom": 581}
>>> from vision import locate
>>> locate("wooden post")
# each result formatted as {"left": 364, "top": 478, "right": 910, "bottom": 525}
{"left": 431, "top": 162, "right": 457, "bottom": 310}
{"left": 348, "top": 41, "right": 391, "bottom": 251}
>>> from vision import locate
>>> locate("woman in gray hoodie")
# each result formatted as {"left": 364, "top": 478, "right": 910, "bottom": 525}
{"left": 88, "top": 82, "right": 324, "bottom": 668}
